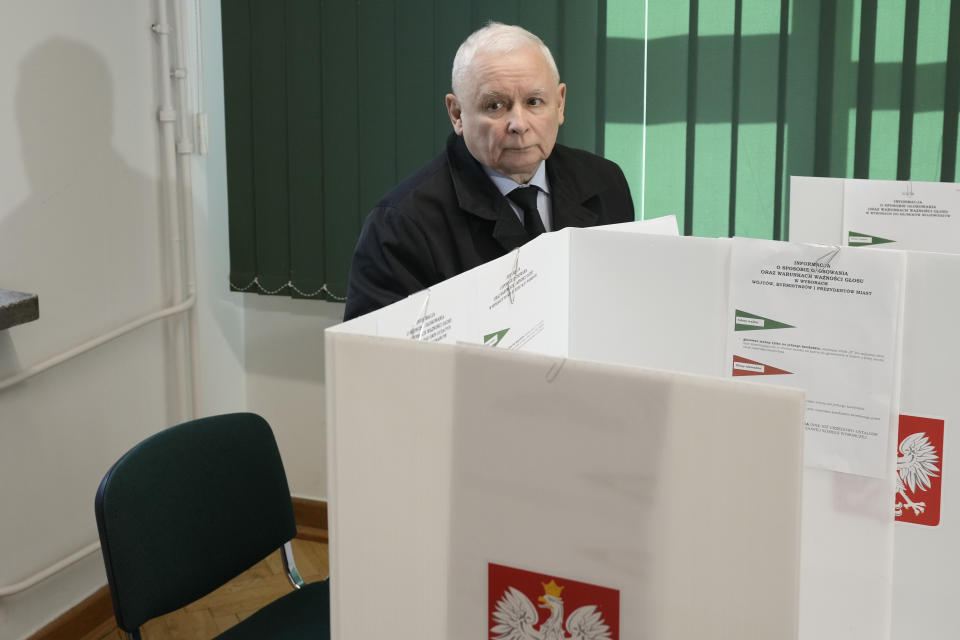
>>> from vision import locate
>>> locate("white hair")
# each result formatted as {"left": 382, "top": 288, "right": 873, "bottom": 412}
{"left": 450, "top": 22, "right": 560, "bottom": 97}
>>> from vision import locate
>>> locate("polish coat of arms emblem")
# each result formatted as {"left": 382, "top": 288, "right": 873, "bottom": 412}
{"left": 489, "top": 563, "right": 619, "bottom": 640}
{"left": 895, "top": 414, "right": 944, "bottom": 527}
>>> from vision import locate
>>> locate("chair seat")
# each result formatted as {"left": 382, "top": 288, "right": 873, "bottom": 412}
{"left": 216, "top": 579, "right": 330, "bottom": 640}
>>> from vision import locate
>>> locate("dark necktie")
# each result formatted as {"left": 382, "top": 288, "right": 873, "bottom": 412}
{"left": 508, "top": 186, "right": 546, "bottom": 239}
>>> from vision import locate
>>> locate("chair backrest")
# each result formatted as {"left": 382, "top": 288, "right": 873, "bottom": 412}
{"left": 94, "top": 412, "right": 298, "bottom": 633}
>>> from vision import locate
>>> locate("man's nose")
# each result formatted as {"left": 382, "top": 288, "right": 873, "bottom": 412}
{"left": 507, "top": 105, "right": 528, "bottom": 134}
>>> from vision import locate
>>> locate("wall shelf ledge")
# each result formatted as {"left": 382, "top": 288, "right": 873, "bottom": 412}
{"left": 0, "top": 290, "right": 39, "bottom": 331}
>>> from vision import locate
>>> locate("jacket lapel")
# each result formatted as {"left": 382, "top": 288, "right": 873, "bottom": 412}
{"left": 446, "top": 133, "right": 530, "bottom": 252}
{"left": 547, "top": 154, "right": 601, "bottom": 231}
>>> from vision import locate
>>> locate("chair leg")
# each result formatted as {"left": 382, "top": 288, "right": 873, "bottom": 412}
{"left": 281, "top": 541, "right": 305, "bottom": 589}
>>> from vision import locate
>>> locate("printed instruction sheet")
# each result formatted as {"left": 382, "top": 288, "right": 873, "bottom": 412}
{"left": 843, "top": 179, "right": 960, "bottom": 252}
{"left": 726, "top": 237, "right": 905, "bottom": 477}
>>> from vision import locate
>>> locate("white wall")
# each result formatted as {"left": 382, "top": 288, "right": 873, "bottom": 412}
{"left": 0, "top": 1, "right": 339, "bottom": 635}
{"left": 243, "top": 295, "right": 342, "bottom": 500}
{"left": 0, "top": 0, "right": 325, "bottom": 637}
{"left": 0, "top": 4, "right": 181, "bottom": 638}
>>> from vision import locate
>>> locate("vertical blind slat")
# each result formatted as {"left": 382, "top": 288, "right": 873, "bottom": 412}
{"left": 909, "top": 2, "right": 949, "bottom": 181}
{"left": 729, "top": 0, "right": 743, "bottom": 238}
{"left": 319, "top": 0, "right": 359, "bottom": 295}
{"left": 772, "top": 0, "right": 791, "bottom": 239}
{"left": 813, "top": 0, "right": 837, "bottom": 176}
{"left": 642, "top": 0, "right": 690, "bottom": 229}
{"left": 868, "top": 1, "right": 905, "bottom": 179}
{"left": 691, "top": 1, "right": 735, "bottom": 239}
{"left": 286, "top": 0, "right": 325, "bottom": 294}
{"left": 559, "top": 1, "right": 600, "bottom": 153}
{"left": 854, "top": 0, "right": 878, "bottom": 178}
{"left": 222, "top": 0, "right": 257, "bottom": 286}
{"left": 735, "top": 0, "right": 780, "bottom": 240}
{"left": 358, "top": 0, "right": 399, "bottom": 219}
{"left": 943, "top": 0, "right": 960, "bottom": 181}
{"left": 830, "top": 0, "right": 857, "bottom": 178}
{"left": 395, "top": 0, "right": 436, "bottom": 181}
{"left": 434, "top": 2, "right": 470, "bottom": 150}
{"left": 684, "top": 0, "right": 699, "bottom": 236}
{"left": 897, "top": 0, "right": 920, "bottom": 179}
{"left": 602, "top": 1, "right": 646, "bottom": 216}
{"left": 250, "top": 1, "right": 290, "bottom": 291}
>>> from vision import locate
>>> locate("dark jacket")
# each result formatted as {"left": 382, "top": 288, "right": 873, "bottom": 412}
{"left": 343, "top": 133, "right": 634, "bottom": 320}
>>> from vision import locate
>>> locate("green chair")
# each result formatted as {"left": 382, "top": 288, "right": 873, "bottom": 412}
{"left": 94, "top": 412, "right": 330, "bottom": 639}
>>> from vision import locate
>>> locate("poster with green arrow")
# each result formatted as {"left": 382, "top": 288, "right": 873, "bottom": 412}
{"left": 726, "top": 237, "right": 904, "bottom": 479}
{"left": 843, "top": 178, "right": 960, "bottom": 252}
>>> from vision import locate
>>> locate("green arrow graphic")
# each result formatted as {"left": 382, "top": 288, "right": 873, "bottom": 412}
{"left": 734, "top": 309, "right": 794, "bottom": 331}
{"left": 848, "top": 231, "right": 895, "bottom": 246}
{"left": 483, "top": 328, "right": 509, "bottom": 347}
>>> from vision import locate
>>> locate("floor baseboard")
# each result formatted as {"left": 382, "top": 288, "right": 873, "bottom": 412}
{"left": 26, "top": 585, "right": 113, "bottom": 640}
{"left": 293, "top": 497, "right": 329, "bottom": 543}
{"left": 27, "top": 499, "right": 327, "bottom": 640}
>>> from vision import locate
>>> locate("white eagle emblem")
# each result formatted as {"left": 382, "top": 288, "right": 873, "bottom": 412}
{"left": 491, "top": 580, "right": 612, "bottom": 640}
{"left": 895, "top": 431, "right": 940, "bottom": 517}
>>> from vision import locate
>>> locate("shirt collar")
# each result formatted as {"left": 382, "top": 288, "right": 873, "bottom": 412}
{"left": 483, "top": 161, "right": 550, "bottom": 197}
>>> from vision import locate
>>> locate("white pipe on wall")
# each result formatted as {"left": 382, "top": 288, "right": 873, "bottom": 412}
{"left": 171, "top": 0, "right": 203, "bottom": 417}
{"left": 0, "top": 0, "right": 201, "bottom": 597}
{"left": 0, "top": 542, "right": 102, "bottom": 599}
{"left": 153, "top": 0, "right": 194, "bottom": 421}
{"left": 0, "top": 295, "right": 195, "bottom": 393}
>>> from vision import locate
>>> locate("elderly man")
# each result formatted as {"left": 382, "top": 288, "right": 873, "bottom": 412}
{"left": 343, "top": 22, "right": 634, "bottom": 320}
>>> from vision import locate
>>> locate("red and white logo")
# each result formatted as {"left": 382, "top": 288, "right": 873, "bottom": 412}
{"left": 895, "top": 414, "right": 944, "bottom": 527}
{"left": 489, "top": 563, "right": 619, "bottom": 640}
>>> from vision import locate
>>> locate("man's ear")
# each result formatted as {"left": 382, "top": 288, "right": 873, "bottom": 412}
{"left": 557, "top": 83, "right": 566, "bottom": 126}
{"left": 445, "top": 94, "right": 464, "bottom": 135}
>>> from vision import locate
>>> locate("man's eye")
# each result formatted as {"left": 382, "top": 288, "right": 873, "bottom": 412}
{"left": 485, "top": 102, "right": 503, "bottom": 111}
{"left": 528, "top": 97, "right": 544, "bottom": 106}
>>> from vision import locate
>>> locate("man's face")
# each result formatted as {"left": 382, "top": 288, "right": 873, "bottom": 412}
{"left": 446, "top": 45, "right": 566, "bottom": 184}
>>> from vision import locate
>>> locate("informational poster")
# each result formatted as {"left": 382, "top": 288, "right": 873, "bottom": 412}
{"left": 471, "top": 231, "right": 570, "bottom": 355}
{"left": 726, "top": 237, "right": 905, "bottom": 478}
{"left": 843, "top": 179, "right": 960, "bottom": 252}
{"left": 371, "top": 273, "right": 476, "bottom": 345}
{"left": 365, "top": 230, "right": 571, "bottom": 353}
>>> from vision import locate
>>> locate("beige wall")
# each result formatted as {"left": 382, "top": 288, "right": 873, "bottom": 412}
{"left": 0, "top": 2, "right": 334, "bottom": 638}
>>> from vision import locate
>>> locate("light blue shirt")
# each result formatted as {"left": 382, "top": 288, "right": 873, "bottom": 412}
{"left": 483, "top": 161, "right": 552, "bottom": 232}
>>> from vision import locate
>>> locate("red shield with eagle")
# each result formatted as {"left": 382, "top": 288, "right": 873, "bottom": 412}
{"left": 895, "top": 414, "right": 944, "bottom": 527}
{"left": 489, "top": 563, "right": 619, "bottom": 640}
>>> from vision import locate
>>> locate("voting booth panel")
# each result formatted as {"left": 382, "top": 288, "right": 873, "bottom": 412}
{"left": 790, "top": 176, "right": 960, "bottom": 640}
{"left": 325, "top": 332, "right": 805, "bottom": 639}
{"left": 345, "top": 233, "right": 573, "bottom": 357}
{"left": 567, "top": 231, "right": 730, "bottom": 376}
{"left": 564, "top": 230, "right": 899, "bottom": 640}
{"left": 327, "top": 225, "right": 910, "bottom": 639}
{"left": 324, "top": 335, "right": 455, "bottom": 640}
{"left": 894, "top": 254, "right": 960, "bottom": 639}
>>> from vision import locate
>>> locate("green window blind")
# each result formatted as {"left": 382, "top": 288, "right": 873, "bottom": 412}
{"left": 221, "top": 0, "right": 607, "bottom": 300}
{"left": 604, "top": 0, "right": 960, "bottom": 240}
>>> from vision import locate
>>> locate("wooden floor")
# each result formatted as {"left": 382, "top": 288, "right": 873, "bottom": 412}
{"left": 79, "top": 538, "right": 329, "bottom": 640}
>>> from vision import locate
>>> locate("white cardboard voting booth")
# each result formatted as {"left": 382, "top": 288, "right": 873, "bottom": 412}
{"left": 326, "top": 225, "right": 907, "bottom": 640}
{"left": 791, "top": 176, "right": 960, "bottom": 640}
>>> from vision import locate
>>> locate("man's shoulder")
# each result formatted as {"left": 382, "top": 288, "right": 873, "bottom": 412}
{"left": 547, "top": 144, "right": 629, "bottom": 200}
{"left": 376, "top": 150, "right": 453, "bottom": 212}
{"left": 549, "top": 143, "right": 624, "bottom": 177}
